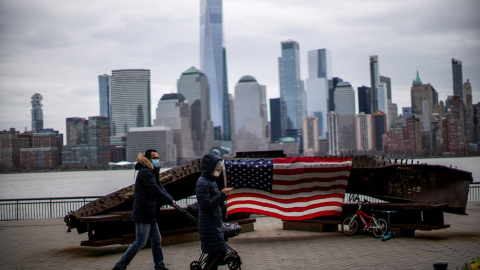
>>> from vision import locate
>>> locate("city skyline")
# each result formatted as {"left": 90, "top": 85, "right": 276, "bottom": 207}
{"left": 0, "top": 0, "right": 479, "bottom": 139}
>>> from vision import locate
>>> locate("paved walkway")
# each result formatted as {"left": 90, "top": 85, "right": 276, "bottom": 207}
{"left": 1, "top": 202, "right": 479, "bottom": 270}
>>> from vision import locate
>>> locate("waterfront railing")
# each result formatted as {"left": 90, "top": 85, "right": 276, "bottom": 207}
{"left": 1, "top": 183, "right": 479, "bottom": 221}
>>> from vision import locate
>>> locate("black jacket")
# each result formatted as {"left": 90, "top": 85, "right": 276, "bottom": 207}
{"left": 132, "top": 153, "right": 173, "bottom": 224}
{"left": 195, "top": 153, "right": 227, "bottom": 254}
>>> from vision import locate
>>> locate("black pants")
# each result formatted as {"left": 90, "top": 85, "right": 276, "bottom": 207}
{"left": 204, "top": 252, "right": 226, "bottom": 270}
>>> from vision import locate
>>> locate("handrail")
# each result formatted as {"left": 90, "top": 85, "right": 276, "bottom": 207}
{"left": 1, "top": 184, "right": 479, "bottom": 221}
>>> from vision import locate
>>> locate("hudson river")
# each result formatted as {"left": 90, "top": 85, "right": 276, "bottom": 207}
{"left": 0, "top": 157, "right": 479, "bottom": 200}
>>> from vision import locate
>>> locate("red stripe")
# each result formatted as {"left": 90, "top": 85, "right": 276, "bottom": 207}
{"left": 228, "top": 192, "right": 344, "bottom": 203}
{"left": 273, "top": 156, "right": 352, "bottom": 164}
{"left": 271, "top": 184, "right": 347, "bottom": 195}
{"left": 272, "top": 175, "right": 350, "bottom": 186}
{"left": 227, "top": 199, "right": 343, "bottom": 213}
{"left": 227, "top": 208, "right": 341, "bottom": 221}
{"left": 273, "top": 165, "right": 352, "bottom": 175}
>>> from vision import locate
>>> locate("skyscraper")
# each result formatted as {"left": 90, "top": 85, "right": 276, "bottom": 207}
{"left": 110, "top": 69, "right": 151, "bottom": 146}
{"left": 377, "top": 82, "right": 388, "bottom": 114}
{"left": 357, "top": 86, "right": 372, "bottom": 114}
{"left": 177, "top": 66, "right": 214, "bottom": 156}
{"left": 233, "top": 75, "right": 268, "bottom": 153}
{"left": 31, "top": 93, "right": 44, "bottom": 132}
{"left": 464, "top": 79, "right": 474, "bottom": 143}
{"left": 334, "top": 82, "right": 356, "bottom": 153}
{"left": 370, "top": 55, "right": 380, "bottom": 113}
{"left": 153, "top": 93, "right": 196, "bottom": 163}
{"left": 200, "top": 0, "right": 230, "bottom": 141}
{"left": 306, "top": 48, "right": 332, "bottom": 138}
{"left": 269, "top": 98, "right": 282, "bottom": 143}
{"left": 279, "top": 40, "right": 305, "bottom": 139}
{"left": 302, "top": 116, "right": 320, "bottom": 155}
{"left": 452, "top": 58, "right": 463, "bottom": 101}
{"left": 98, "top": 74, "right": 110, "bottom": 118}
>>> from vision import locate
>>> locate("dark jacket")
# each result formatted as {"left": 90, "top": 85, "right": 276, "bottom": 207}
{"left": 195, "top": 153, "right": 227, "bottom": 254}
{"left": 132, "top": 153, "right": 174, "bottom": 224}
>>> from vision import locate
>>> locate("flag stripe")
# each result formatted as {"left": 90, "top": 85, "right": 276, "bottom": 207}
{"left": 228, "top": 188, "right": 345, "bottom": 202}
{"left": 227, "top": 206, "right": 343, "bottom": 220}
{"left": 272, "top": 184, "right": 348, "bottom": 195}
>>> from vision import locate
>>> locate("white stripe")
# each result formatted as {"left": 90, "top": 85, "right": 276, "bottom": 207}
{"left": 227, "top": 204, "right": 343, "bottom": 217}
{"left": 272, "top": 179, "right": 348, "bottom": 191}
{"left": 273, "top": 161, "right": 352, "bottom": 170}
{"left": 227, "top": 195, "right": 344, "bottom": 209}
{"left": 273, "top": 170, "right": 350, "bottom": 181}
{"left": 229, "top": 188, "right": 346, "bottom": 200}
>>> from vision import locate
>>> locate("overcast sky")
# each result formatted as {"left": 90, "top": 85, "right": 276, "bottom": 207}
{"left": 1, "top": 0, "right": 479, "bottom": 140}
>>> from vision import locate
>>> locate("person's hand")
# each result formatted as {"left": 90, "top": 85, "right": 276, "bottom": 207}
{"left": 221, "top": 187, "right": 233, "bottom": 196}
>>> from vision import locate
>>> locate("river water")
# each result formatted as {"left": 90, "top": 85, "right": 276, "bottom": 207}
{"left": 0, "top": 157, "right": 479, "bottom": 200}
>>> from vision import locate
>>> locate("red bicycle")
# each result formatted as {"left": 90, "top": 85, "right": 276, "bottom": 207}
{"left": 341, "top": 197, "right": 388, "bottom": 238}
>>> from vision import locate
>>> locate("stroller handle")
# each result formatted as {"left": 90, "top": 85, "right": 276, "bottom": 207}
{"left": 172, "top": 203, "right": 198, "bottom": 225}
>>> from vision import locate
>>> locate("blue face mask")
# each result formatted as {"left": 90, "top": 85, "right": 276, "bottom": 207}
{"left": 151, "top": 159, "right": 161, "bottom": 168}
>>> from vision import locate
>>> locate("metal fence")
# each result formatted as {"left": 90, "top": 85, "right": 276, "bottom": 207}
{"left": 1, "top": 183, "right": 479, "bottom": 221}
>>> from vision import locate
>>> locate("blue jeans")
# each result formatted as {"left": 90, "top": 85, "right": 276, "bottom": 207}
{"left": 115, "top": 222, "right": 165, "bottom": 270}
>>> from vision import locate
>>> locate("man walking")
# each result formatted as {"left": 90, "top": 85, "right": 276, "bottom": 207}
{"left": 113, "top": 149, "right": 175, "bottom": 270}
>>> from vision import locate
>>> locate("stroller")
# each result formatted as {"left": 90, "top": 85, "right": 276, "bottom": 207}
{"left": 173, "top": 203, "right": 243, "bottom": 270}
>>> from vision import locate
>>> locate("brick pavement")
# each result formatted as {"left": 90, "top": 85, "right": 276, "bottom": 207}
{"left": 1, "top": 202, "right": 479, "bottom": 270}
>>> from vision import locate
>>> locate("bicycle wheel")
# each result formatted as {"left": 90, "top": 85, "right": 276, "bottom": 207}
{"left": 341, "top": 216, "right": 358, "bottom": 236}
{"left": 372, "top": 218, "right": 388, "bottom": 238}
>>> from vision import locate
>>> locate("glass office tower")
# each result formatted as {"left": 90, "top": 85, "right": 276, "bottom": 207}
{"left": 306, "top": 48, "right": 332, "bottom": 138}
{"left": 109, "top": 69, "right": 151, "bottom": 146}
{"left": 278, "top": 40, "right": 305, "bottom": 138}
{"left": 98, "top": 74, "right": 110, "bottom": 118}
{"left": 370, "top": 55, "right": 380, "bottom": 113}
{"left": 200, "top": 0, "right": 230, "bottom": 140}
{"left": 452, "top": 58, "right": 463, "bottom": 101}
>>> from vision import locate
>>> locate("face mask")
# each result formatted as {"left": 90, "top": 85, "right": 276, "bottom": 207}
{"left": 151, "top": 159, "right": 161, "bottom": 168}
{"left": 213, "top": 169, "right": 222, "bottom": 177}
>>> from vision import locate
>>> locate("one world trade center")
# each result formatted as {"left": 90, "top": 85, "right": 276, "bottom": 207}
{"left": 200, "top": 0, "right": 231, "bottom": 141}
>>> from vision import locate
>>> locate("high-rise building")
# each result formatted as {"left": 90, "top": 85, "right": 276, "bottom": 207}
{"left": 65, "top": 117, "right": 89, "bottom": 145}
{"left": 411, "top": 71, "right": 437, "bottom": 116}
{"left": 377, "top": 82, "right": 388, "bottom": 114}
{"left": 334, "top": 82, "right": 356, "bottom": 116}
{"left": 31, "top": 93, "right": 44, "bottom": 132}
{"left": 402, "top": 107, "right": 412, "bottom": 127}
{"left": 355, "top": 113, "right": 373, "bottom": 152}
{"left": 88, "top": 116, "right": 110, "bottom": 164}
{"left": 328, "top": 77, "right": 343, "bottom": 113}
{"left": 452, "top": 58, "right": 463, "bottom": 101}
{"left": 279, "top": 40, "right": 305, "bottom": 139}
{"left": 126, "top": 127, "right": 176, "bottom": 165}
{"left": 372, "top": 110, "right": 387, "bottom": 152}
{"left": 369, "top": 55, "right": 380, "bottom": 113}
{"left": 233, "top": 75, "right": 268, "bottom": 153}
{"left": 110, "top": 69, "right": 151, "bottom": 146}
{"left": 358, "top": 86, "right": 372, "bottom": 114}
{"left": 98, "top": 74, "right": 110, "bottom": 119}
{"left": 153, "top": 93, "right": 196, "bottom": 164}
{"left": 327, "top": 112, "right": 339, "bottom": 156}
{"left": 380, "top": 75, "right": 392, "bottom": 102}
{"left": 269, "top": 98, "right": 282, "bottom": 143}
{"left": 464, "top": 79, "right": 474, "bottom": 143}
{"left": 448, "top": 96, "right": 466, "bottom": 150}
{"left": 334, "top": 82, "right": 356, "bottom": 154}
{"left": 177, "top": 67, "right": 214, "bottom": 156}
{"left": 306, "top": 49, "right": 332, "bottom": 138}
{"left": 302, "top": 116, "right": 319, "bottom": 155}
{"left": 200, "top": 0, "right": 230, "bottom": 141}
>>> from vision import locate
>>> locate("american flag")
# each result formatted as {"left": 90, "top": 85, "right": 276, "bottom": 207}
{"left": 225, "top": 156, "right": 352, "bottom": 220}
